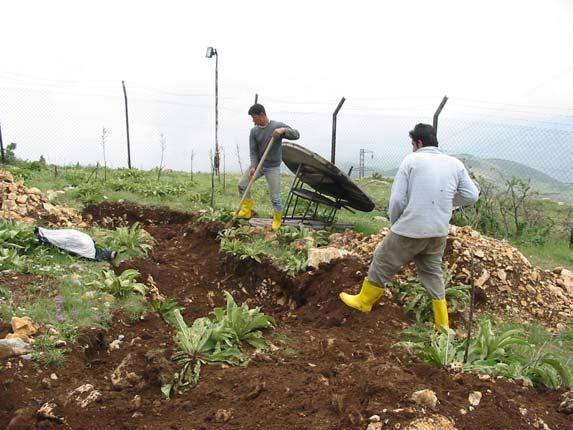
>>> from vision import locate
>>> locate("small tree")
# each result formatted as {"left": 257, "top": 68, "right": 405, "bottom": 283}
{"left": 190, "top": 150, "right": 195, "bottom": 181}
{"left": 500, "top": 177, "right": 532, "bottom": 238}
{"left": 6, "top": 143, "right": 17, "bottom": 163}
{"left": 101, "top": 127, "right": 108, "bottom": 182}
{"left": 236, "top": 144, "right": 243, "bottom": 175}
{"left": 157, "top": 133, "right": 166, "bottom": 181}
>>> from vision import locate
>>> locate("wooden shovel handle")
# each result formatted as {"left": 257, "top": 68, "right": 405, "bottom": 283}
{"left": 227, "top": 136, "right": 276, "bottom": 227}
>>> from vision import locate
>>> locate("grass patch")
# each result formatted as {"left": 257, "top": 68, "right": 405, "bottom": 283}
{"left": 517, "top": 240, "right": 573, "bottom": 269}
{"left": 31, "top": 334, "right": 67, "bottom": 368}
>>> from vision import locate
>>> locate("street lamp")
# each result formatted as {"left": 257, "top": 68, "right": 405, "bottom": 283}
{"left": 205, "top": 46, "right": 220, "bottom": 176}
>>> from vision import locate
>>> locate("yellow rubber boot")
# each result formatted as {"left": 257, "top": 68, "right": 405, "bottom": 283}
{"left": 271, "top": 211, "right": 282, "bottom": 230}
{"left": 235, "top": 198, "right": 254, "bottom": 219}
{"left": 339, "top": 278, "right": 384, "bottom": 313}
{"left": 432, "top": 298, "right": 449, "bottom": 330}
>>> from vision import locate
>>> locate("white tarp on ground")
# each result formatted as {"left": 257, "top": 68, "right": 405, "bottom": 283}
{"left": 36, "top": 227, "right": 96, "bottom": 259}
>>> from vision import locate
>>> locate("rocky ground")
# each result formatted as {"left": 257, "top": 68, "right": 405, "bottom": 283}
{"left": 330, "top": 226, "right": 573, "bottom": 330}
{"left": 0, "top": 170, "right": 85, "bottom": 227}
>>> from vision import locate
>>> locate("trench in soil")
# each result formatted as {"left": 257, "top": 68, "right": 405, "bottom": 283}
{"left": 0, "top": 201, "right": 570, "bottom": 430}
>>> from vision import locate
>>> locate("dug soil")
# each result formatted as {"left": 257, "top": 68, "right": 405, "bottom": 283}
{"left": 0, "top": 202, "right": 570, "bottom": 429}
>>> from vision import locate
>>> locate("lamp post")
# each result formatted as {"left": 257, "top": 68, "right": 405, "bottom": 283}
{"left": 205, "top": 46, "right": 220, "bottom": 176}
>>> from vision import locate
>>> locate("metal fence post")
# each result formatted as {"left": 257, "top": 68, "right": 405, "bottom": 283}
{"left": 331, "top": 97, "right": 346, "bottom": 164}
{"left": 0, "top": 121, "right": 5, "bottom": 164}
{"left": 122, "top": 81, "right": 132, "bottom": 169}
{"left": 433, "top": 95, "right": 448, "bottom": 135}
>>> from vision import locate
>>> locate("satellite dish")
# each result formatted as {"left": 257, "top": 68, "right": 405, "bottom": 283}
{"left": 282, "top": 142, "right": 375, "bottom": 212}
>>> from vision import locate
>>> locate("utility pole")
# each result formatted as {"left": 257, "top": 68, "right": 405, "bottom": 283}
{"left": 359, "top": 149, "right": 374, "bottom": 178}
{"left": 122, "top": 81, "right": 132, "bottom": 169}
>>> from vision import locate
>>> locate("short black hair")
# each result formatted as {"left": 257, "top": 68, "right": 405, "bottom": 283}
{"left": 409, "top": 123, "right": 438, "bottom": 147}
{"left": 248, "top": 104, "right": 266, "bottom": 116}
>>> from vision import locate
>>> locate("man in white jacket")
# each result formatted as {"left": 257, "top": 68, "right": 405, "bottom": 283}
{"left": 339, "top": 123, "right": 479, "bottom": 329}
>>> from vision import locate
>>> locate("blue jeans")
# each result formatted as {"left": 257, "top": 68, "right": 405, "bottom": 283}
{"left": 238, "top": 166, "right": 283, "bottom": 212}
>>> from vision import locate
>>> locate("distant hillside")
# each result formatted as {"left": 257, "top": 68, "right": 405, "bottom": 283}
{"left": 354, "top": 155, "right": 573, "bottom": 203}
{"left": 455, "top": 154, "right": 563, "bottom": 186}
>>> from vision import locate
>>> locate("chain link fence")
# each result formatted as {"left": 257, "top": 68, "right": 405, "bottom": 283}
{"left": 1, "top": 80, "right": 572, "bottom": 201}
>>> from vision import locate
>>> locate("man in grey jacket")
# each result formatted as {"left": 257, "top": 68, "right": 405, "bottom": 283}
{"left": 235, "top": 104, "right": 300, "bottom": 230}
{"left": 339, "top": 123, "right": 479, "bottom": 329}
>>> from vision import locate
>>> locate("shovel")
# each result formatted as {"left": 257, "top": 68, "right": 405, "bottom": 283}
{"left": 227, "top": 136, "right": 276, "bottom": 228}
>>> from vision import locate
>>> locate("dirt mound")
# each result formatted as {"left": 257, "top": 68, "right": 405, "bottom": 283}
{"left": 330, "top": 226, "right": 573, "bottom": 330}
{"left": 0, "top": 169, "right": 85, "bottom": 227}
{"left": 1, "top": 202, "right": 571, "bottom": 430}
{"left": 83, "top": 201, "right": 193, "bottom": 228}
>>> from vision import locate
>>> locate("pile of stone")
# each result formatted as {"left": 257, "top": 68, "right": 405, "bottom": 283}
{"left": 0, "top": 170, "right": 86, "bottom": 228}
{"left": 329, "top": 225, "right": 573, "bottom": 329}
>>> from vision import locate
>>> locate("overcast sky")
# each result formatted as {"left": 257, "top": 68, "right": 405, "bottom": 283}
{"left": 1, "top": 0, "right": 572, "bottom": 176}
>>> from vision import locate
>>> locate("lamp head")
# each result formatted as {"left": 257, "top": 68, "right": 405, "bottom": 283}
{"left": 205, "top": 47, "right": 217, "bottom": 58}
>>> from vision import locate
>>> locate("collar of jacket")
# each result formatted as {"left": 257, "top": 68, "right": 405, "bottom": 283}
{"left": 415, "top": 146, "right": 442, "bottom": 154}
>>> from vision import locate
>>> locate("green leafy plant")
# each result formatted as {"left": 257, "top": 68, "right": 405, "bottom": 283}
{"left": 74, "top": 183, "right": 104, "bottom": 204}
{"left": 115, "top": 168, "right": 147, "bottom": 181}
{"left": 276, "top": 251, "right": 308, "bottom": 276}
{"left": 0, "top": 285, "right": 12, "bottom": 301}
{"left": 395, "top": 318, "right": 573, "bottom": 389}
{"left": 87, "top": 269, "right": 146, "bottom": 298}
{"left": 120, "top": 294, "right": 149, "bottom": 321}
{"left": 391, "top": 268, "right": 470, "bottom": 323}
{"left": 102, "top": 222, "right": 154, "bottom": 257}
{"left": 219, "top": 237, "right": 267, "bottom": 263}
{"left": 189, "top": 191, "right": 213, "bottom": 204}
{"left": 275, "top": 225, "right": 330, "bottom": 247}
{"left": 275, "top": 225, "right": 310, "bottom": 243}
{"left": 163, "top": 292, "right": 275, "bottom": 398}
{"left": 163, "top": 310, "right": 245, "bottom": 398}
{"left": 150, "top": 297, "right": 184, "bottom": 323}
{"left": 197, "top": 208, "right": 233, "bottom": 223}
{"left": 0, "top": 248, "right": 27, "bottom": 272}
{"left": 0, "top": 220, "right": 38, "bottom": 253}
{"left": 464, "top": 318, "right": 529, "bottom": 363}
{"left": 212, "top": 291, "right": 276, "bottom": 349}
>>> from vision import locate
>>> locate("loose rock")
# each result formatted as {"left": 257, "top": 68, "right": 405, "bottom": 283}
{"left": 406, "top": 414, "right": 457, "bottom": 430}
{"left": 468, "top": 391, "right": 482, "bottom": 407}
{"left": 411, "top": 389, "right": 438, "bottom": 408}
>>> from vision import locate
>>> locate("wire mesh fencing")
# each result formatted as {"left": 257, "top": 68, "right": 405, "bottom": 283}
{"left": 0, "top": 79, "right": 572, "bottom": 201}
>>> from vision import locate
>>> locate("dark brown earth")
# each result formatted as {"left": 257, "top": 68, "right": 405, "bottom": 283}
{"left": 0, "top": 202, "right": 570, "bottom": 429}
